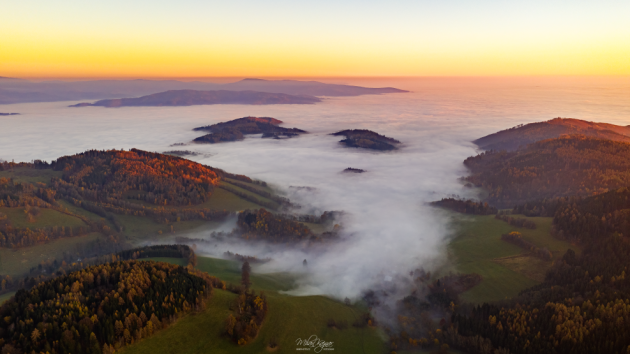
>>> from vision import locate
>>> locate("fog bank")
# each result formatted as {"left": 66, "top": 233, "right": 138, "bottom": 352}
{"left": 2, "top": 77, "right": 629, "bottom": 300}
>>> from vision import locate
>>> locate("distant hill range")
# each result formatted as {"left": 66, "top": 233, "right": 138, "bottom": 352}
{"left": 69, "top": 90, "right": 320, "bottom": 107}
{"left": 0, "top": 112, "right": 19, "bottom": 116}
{"left": 0, "top": 78, "right": 408, "bottom": 104}
{"left": 220, "top": 78, "right": 407, "bottom": 97}
{"left": 193, "top": 116, "right": 306, "bottom": 143}
{"left": 474, "top": 118, "right": 630, "bottom": 151}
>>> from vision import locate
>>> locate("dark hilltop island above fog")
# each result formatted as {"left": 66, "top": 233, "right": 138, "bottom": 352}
{"left": 474, "top": 117, "right": 630, "bottom": 151}
{"left": 0, "top": 113, "right": 19, "bottom": 116}
{"left": 0, "top": 77, "right": 408, "bottom": 105}
{"left": 332, "top": 129, "right": 401, "bottom": 151}
{"left": 69, "top": 90, "right": 321, "bottom": 107}
{"left": 192, "top": 116, "right": 307, "bottom": 144}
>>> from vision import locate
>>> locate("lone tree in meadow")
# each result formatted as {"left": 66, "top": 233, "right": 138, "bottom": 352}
{"left": 241, "top": 261, "right": 251, "bottom": 290}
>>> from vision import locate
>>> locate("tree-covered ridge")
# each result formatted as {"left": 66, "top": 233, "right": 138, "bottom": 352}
{"left": 52, "top": 149, "right": 220, "bottom": 206}
{"left": 0, "top": 149, "right": 258, "bottom": 249}
{"left": 237, "top": 208, "right": 322, "bottom": 244}
{"left": 0, "top": 260, "right": 222, "bottom": 354}
{"left": 473, "top": 118, "right": 630, "bottom": 152}
{"left": 512, "top": 188, "right": 630, "bottom": 244}
{"left": 464, "top": 135, "right": 630, "bottom": 207}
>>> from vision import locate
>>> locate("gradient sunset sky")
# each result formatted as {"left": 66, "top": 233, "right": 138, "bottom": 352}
{"left": 2, "top": 0, "right": 629, "bottom": 78}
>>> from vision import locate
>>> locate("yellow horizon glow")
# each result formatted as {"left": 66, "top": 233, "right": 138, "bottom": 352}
{"left": 3, "top": 40, "right": 628, "bottom": 79}
{"left": 2, "top": 1, "right": 629, "bottom": 79}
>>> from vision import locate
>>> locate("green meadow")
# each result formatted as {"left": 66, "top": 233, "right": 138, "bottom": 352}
{"left": 0, "top": 232, "right": 102, "bottom": 276}
{"left": 449, "top": 213, "right": 579, "bottom": 304}
{"left": 0, "top": 206, "right": 86, "bottom": 229}
{"left": 0, "top": 167, "right": 63, "bottom": 184}
{"left": 123, "top": 256, "right": 385, "bottom": 354}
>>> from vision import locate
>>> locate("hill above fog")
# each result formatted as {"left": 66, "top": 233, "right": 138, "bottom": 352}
{"left": 465, "top": 135, "right": 630, "bottom": 207}
{"left": 0, "top": 78, "right": 408, "bottom": 104}
{"left": 474, "top": 118, "right": 630, "bottom": 151}
{"left": 192, "top": 116, "right": 307, "bottom": 143}
{"left": 332, "top": 129, "right": 401, "bottom": 151}
{"left": 69, "top": 90, "right": 320, "bottom": 107}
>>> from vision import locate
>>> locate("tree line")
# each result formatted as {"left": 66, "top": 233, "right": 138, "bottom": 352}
{"left": 500, "top": 232, "right": 552, "bottom": 260}
{"left": 430, "top": 198, "right": 498, "bottom": 215}
{"left": 494, "top": 213, "right": 537, "bottom": 229}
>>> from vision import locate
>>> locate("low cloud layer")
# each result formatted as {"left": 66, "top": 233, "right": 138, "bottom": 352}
{"left": 2, "top": 78, "right": 628, "bottom": 301}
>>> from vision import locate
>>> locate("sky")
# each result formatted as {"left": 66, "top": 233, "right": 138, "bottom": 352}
{"left": 1, "top": 0, "right": 629, "bottom": 78}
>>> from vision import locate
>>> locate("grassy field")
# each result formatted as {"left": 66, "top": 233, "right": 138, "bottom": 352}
{"left": 0, "top": 232, "right": 102, "bottom": 276}
{"left": 0, "top": 167, "right": 62, "bottom": 184}
{"left": 124, "top": 256, "right": 385, "bottom": 354}
{"left": 220, "top": 181, "right": 280, "bottom": 209}
{"left": 115, "top": 214, "right": 220, "bottom": 243}
{"left": 191, "top": 187, "right": 264, "bottom": 211}
{"left": 0, "top": 207, "right": 87, "bottom": 229}
{"left": 224, "top": 178, "right": 276, "bottom": 195}
{"left": 449, "top": 214, "right": 579, "bottom": 304}
{"left": 57, "top": 200, "right": 107, "bottom": 222}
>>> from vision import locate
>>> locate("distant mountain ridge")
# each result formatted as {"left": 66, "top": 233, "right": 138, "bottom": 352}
{"left": 222, "top": 78, "right": 408, "bottom": 97}
{"left": 0, "top": 77, "right": 409, "bottom": 104}
{"left": 474, "top": 118, "right": 630, "bottom": 151}
{"left": 69, "top": 90, "right": 320, "bottom": 107}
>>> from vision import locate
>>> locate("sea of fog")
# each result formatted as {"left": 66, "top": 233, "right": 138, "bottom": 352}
{"left": 1, "top": 77, "right": 629, "bottom": 300}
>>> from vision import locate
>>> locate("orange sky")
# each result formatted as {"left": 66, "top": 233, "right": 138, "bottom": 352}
{"left": 1, "top": 1, "right": 629, "bottom": 78}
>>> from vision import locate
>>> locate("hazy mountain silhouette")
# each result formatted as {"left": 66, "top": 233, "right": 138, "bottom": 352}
{"left": 0, "top": 78, "right": 408, "bottom": 104}
{"left": 69, "top": 90, "right": 320, "bottom": 107}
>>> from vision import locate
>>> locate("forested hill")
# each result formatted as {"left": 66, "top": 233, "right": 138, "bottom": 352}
{"left": 445, "top": 187, "right": 630, "bottom": 354}
{"left": 464, "top": 135, "right": 630, "bottom": 207}
{"left": 0, "top": 259, "right": 221, "bottom": 354}
{"left": 51, "top": 149, "right": 220, "bottom": 206}
{"left": 192, "top": 116, "right": 307, "bottom": 144}
{"left": 513, "top": 187, "right": 630, "bottom": 244}
{"left": 474, "top": 118, "right": 630, "bottom": 151}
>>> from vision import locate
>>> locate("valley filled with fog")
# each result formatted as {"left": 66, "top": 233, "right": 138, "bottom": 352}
{"left": 2, "top": 77, "right": 629, "bottom": 300}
